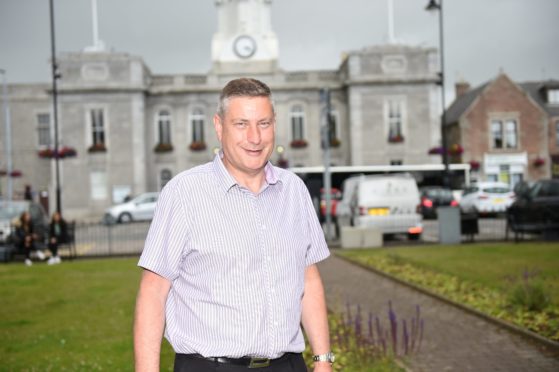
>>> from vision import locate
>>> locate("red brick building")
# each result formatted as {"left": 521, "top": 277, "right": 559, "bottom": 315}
{"left": 445, "top": 73, "right": 559, "bottom": 186}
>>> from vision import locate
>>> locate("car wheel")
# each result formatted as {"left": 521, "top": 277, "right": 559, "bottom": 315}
{"left": 118, "top": 212, "right": 133, "bottom": 223}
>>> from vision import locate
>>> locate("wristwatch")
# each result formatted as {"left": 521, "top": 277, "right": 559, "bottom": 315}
{"left": 312, "top": 351, "right": 335, "bottom": 364}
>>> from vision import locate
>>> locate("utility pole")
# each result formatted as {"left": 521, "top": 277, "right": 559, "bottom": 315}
{"left": 1, "top": 69, "right": 13, "bottom": 201}
{"left": 49, "top": 0, "right": 62, "bottom": 213}
{"left": 320, "top": 88, "right": 333, "bottom": 241}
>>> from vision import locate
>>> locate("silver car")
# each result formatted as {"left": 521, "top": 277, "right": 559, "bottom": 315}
{"left": 103, "top": 192, "right": 159, "bottom": 224}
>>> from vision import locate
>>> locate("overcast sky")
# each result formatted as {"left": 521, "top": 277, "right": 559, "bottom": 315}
{"left": 1, "top": 0, "right": 558, "bottom": 104}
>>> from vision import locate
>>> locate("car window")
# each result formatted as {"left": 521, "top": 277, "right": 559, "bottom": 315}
{"left": 463, "top": 187, "right": 478, "bottom": 195}
{"left": 535, "top": 181, "right": 559, "bottom": 197}
{"left": 482, "top": 186, "right": 510, "bottom": 194}
{"left": 549, "top": 182, "right": 559, "bottom": 197}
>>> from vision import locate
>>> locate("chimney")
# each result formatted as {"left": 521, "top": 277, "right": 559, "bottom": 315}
{"left": 455, "top": 81, "right": 471, "bottom": 98}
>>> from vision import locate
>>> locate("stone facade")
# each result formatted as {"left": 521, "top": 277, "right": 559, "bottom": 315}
{"left": 0, "top": 1, "right": 441, "bottom": 220}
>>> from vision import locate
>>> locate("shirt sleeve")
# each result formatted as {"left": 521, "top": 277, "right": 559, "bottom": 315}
{"left": 138, "top": 179, "right": 189, "bottom": 281}
{"left": 300, "top": 181, "right": 330, "bottom": 266}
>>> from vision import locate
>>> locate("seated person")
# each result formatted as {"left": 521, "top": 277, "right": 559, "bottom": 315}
{"left": 14, "top": 211, "right": 45, "bottom": 266}
{"left": 47, "top": 211, "right": 68, "bottom": 265}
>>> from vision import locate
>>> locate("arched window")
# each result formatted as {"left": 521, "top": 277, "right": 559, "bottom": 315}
{"left": 160, "top": 169, "right": 172, "bottom": 189}
{"left": 191, "top": 108, "right": 205, "bottom": 144}
{"left": 290, "top": 105, "right": 305, "bottom": 141}
{"left": 157, "top": 110, "right": 172, "bottom": 145}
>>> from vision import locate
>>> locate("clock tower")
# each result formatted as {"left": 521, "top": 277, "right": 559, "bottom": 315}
{"left": 211, "top": 0, "right": 279, "bottom": 74}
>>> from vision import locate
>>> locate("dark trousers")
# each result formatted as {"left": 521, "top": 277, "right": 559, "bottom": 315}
{"left": 174, "top": 353, "right": 307, "bottom": 372}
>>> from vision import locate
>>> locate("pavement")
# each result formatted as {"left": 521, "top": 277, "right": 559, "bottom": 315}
{"left": 318, "top": 253, "right": 559, "bottom": 372}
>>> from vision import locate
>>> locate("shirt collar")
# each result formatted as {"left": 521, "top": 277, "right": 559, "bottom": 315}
{"left": 212, "top": 151, "right": 281, "bottom": 194}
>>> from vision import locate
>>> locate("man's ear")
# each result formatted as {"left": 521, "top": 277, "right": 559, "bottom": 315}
{"left": 213, "top": 114, "right": 223, "bottom": 142}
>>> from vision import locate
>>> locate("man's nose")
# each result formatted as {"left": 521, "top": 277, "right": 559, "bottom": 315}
{"left": 247, "top": 125, "right": 261, "bottom": 144}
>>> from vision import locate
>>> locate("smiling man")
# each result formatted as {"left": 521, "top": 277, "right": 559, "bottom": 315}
{"left": 134, "top": 78, "right": 334, "bottom": 372}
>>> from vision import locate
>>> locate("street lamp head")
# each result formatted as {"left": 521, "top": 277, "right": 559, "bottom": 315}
{"left": 425, "top": 0, "right": 441, "bottom": 12}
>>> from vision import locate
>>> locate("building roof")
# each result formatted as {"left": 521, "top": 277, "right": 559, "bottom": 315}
{"left": 445, "top": 77, "right": 559, "bottom": 125}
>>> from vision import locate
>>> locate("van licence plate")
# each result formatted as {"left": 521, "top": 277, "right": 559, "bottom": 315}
{"left": 493, "top": 198, "right": 504, "bottom": 203}
{"left": 368, "top": 208, "right": 390, "bottom": 216}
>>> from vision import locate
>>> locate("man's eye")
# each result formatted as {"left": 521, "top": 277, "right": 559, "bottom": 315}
{"left": 234, "top": 122, "right": 247, "bottom": 128}
{"left": 259, "top": 122, "right": 272, "bottom": 128}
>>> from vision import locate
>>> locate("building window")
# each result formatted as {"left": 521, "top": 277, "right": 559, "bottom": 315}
{"left": 387, "top": 100, "right": 404, "bottom": 143}
{"left": 37, "top": 113, "right": 51, "bottom": 147}
{"left": 491, "top": 119, "right": 517, "bottom": 149}
{"left": 556, "top": 121, "right": 559, "bottom": 146}
{"left": 290, "top": 105, "right": 307, "bottom": 148}
{"left": 90, "top": 171, "right": 107, "bottom": 200}
{"left": 154, "top": 110, "right": 173, "bottom": 152}
{"left": 189, "top": 108, "right": 206, "bottom": 151}
{"left": 158, "top": 110, "right": 172, "bottom": 145}
{"left": 89, "top": 108, "right": 106, "bottom": 152}
{"left": 390, "top": 160, "right": 403, "bottom": 165}
{"left": 548, "top": 89, "right": 559, "bottom": 104}
{"left": 160, "top": 169, "right": 172, "bottom": 190}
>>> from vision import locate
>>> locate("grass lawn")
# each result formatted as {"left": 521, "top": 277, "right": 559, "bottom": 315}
{"left": 0, "top": 258, "right": 175, "bottom": 371}
{"left": 337, "top": 242, "right": 559, "bottom": 341}
{"left": 0, "top": 258, "right": 402, "bottom": 371}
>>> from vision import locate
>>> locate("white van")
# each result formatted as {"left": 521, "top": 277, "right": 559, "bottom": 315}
{"left": 339, "top": 173, "right": 422, "bottom": 240}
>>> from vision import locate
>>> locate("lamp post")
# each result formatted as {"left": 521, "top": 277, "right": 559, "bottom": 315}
{"left": 1, "top": 68, "right": 13, "bottom": 201}
{"left": 49, "top": 0, "right": 62, "bottom": 213}
{"left": 426, "top": 0, "right": 450, "bottom": 187}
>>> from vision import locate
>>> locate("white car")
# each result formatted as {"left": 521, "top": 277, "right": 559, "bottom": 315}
{"left": 104, "top": 192, "right": 159, "bottom": 223}
{"left": 459, "top": 182, "right": 515, "bottom": 214}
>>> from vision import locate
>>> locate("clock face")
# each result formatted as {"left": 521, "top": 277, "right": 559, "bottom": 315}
{"left": 233, "top": 35, "right": 257, "bottom": 59}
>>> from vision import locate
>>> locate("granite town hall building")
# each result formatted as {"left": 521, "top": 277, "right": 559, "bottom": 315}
{"left": 2, "top": 0, "right": 446, "bottom": 220}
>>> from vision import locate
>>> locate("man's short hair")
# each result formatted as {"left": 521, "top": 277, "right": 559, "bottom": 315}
{"left": 217, "top": 78, "right": 274, "bottom": 118}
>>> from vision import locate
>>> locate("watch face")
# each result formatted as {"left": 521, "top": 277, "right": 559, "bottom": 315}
{"left": 233, "top": 35, "right": 257, "bottom": 59}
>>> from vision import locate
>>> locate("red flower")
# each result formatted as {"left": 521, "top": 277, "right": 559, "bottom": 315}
{"left": 290, "top": 139, "right": 308, "bottom": 149}
{"left": 469, "top": 160, "right": 480, "bottom": 170}
{"left": 533, "top": 157, "right": 545, "bottom": 167}
{"left": 189, "top": 141, "right": 207, "bottom": 151}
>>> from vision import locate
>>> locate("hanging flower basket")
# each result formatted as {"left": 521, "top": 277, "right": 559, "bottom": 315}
{"left": 469, "top": 160, "right": 480, "bottom": 171}
{"left": 388, "top": 134, "right": 404, "bottom": 143}
{"left": 189, "top": 141, "right": 207, "bottom": 152}
{"left": 428, "top": 146, "right": 443, "bottom": 155}
{"left": 448, "top": 144, "right": 463, "bottom": 156}
{"left": 154, "top": 143, "right": 174, "bottom": 153}
{"left": 38, "top": 146, "right": 78, "bottom": 158}
{"left": 58, "top": 146, "right": 77, "bottom": 158}
{"left": 290, "top": 139, "right": 308, "bottom": 149}
{"left": 533, "top": 157, "right": 545, "bottom": 167}
{"left": 277, "top": 157, "right": 289, "bottom": 169}
{"left": 0, "top": 169, "right": 23, "bottom": 177}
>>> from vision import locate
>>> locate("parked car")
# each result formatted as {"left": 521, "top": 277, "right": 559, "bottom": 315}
{"left": 507, "top": 179, "right": 559, "bottom": 234}
{"left": 0, "top": 200, "right": 49, "bottom": 245}
{"left": 103, "top": 192, "right": 159, "bottom": 223}
{"left": 346, "top": 173, "right": 423, "bottom": 240}
{"left": 418, "top": 186, "right": 459, "bottom": 219}
{"left": 459, "top": 182, "right": 515, "bottom": 215}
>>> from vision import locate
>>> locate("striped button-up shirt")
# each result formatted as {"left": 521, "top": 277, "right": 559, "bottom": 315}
{"left": 138, "top": 154, "right": 330, "bottom": 358}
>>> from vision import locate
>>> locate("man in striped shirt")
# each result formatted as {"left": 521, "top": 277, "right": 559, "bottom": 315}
{"left": 134, "top": 78, "right": 333, "bottom": 371}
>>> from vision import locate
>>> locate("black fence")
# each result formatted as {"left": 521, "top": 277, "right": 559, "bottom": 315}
{"left": 58, "top": 214, "right": 555, "bottom": 260}
{"left": 67, "top": 221, "right": 151, "bottom": 258}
